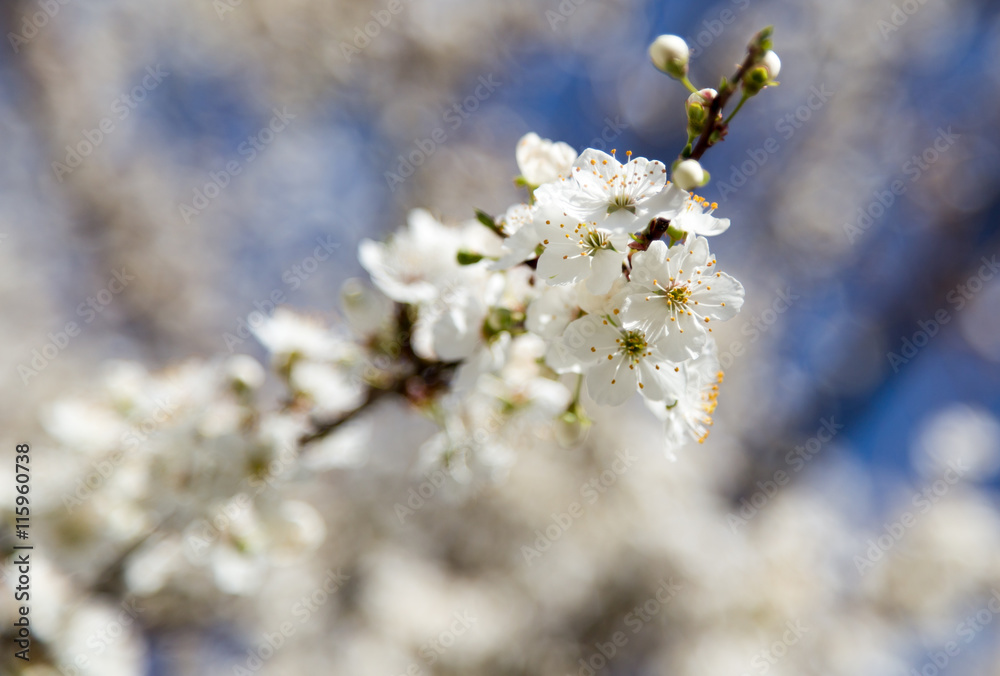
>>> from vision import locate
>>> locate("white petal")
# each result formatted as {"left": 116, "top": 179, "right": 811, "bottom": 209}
{"left": 537, "top": 244, "right": 591, "bottom": 286}
{"left": 645, "top": 182, "right": 688, "bottom": 220}
{"left": 585, "top": 249, "right": 625, "bottom": 294}
{"left": 587, "top": 356, "right": 637, "bottom": 406}
{"left": 637, "top": 359, "right": 684, "bottom": 402}
{"left": 690, "top": 272, "right": 745, "bottom": 321}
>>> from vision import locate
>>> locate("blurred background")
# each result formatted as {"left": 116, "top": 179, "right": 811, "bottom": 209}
{"left": 3, "top": 0, "right": 1000, "bottom": 673}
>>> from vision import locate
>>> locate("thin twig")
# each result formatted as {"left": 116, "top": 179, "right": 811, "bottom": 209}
{"left": 688, "top": 47, "right": 761, "bottom": 162}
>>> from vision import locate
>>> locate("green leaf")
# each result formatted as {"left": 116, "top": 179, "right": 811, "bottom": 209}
{"left": 457, "top": 250, "right": 485, "bottom": 265}
{"left": 475, "top": 209, "right": 496, "bottom": 229}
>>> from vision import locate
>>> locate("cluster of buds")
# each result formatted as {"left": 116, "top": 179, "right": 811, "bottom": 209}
{"left": 648, "top": 28, "right": 781, "bottom": 192}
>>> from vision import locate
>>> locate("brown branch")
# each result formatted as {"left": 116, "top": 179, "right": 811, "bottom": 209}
{"left": 687, "top": 37, "right": 766, "bottom": 162}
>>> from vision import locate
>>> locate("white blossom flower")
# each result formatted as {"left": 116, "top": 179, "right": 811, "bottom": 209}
{"left": 359, "top": 208, "right": 464, "bottom": 304}
{"left": 429, "top": 286, "right": 490, "bottom": 361}
{"left": 541, "top": 149, "right": 687, "bottom": 232}
{"left": 525, "top": 285, "right": 579, "bottom": 339}
{"left": 225, "top": 354, "right": 266, "bottom": 390}
{"left": 340, "top": 277, "right": 393, "bottom": 337}
{"left": 533, "top": 203, "right": 629, "bottom": 294}
{"left": 491, "top": 203, "right": 540, "bottom": 270}
{"left": 516, "top": 132, "right": 578, "bottom": 186}
{"left": 646, "top": 343, "right": 724, "bottom": 452}
{"left": 550, "top": 311, "right": 684, "bottom": 406}
{"left": 622, "top": 237, "right": 744, "bottom": 361}
{"left": 253, "top": 308, "right": 354, "bottom": 364}
{"left": 290, "top": 360, "right": 365, "bottom": 416}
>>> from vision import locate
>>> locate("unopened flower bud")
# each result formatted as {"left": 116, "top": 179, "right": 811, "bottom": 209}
{"left": 760, "top": 50, "right": 781, "bottom": 79}
{"left": 672, "top": 159, "right": 706, "bottom": 191}
{"left": 685, "top": 88, "right": 717, "bottom": 136}
{"left": 649, "top": 35, "right": 689, "bottom": 79}
{"left": 743, "top": 50, "right": 780, "bottom": 96}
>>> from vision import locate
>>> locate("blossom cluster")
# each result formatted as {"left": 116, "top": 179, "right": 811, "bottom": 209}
{"left": 360, "top": 134, "right": 744, "bottom": 457}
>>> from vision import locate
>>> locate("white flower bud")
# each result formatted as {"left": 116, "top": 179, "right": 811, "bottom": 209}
{"left": 687, "top": 88, "right": 717, "bottom": 108}
{"left": 761, "top": 50, "right": 781, "bottom": 79}
{"left": 672, "top": 159, "right": 706, "bottom": 191}
{"left": 648, "top": 35, "right": 689, "bottom": 78}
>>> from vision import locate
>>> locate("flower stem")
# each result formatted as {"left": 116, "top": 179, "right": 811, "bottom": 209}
{"left": 685, "top": 29, "right": 769, "bottom": 163}
{"left": 723, "top": 91, "right": 750, "bottom": 126}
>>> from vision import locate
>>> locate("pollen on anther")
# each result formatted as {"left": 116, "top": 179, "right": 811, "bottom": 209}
{"left": 613, "top": 309, "right": 619, "bottom": 315}
{"left": 607, "top": 355, "right": 613, "bottom": 360}
{"left": 639, "top": 382, "right": 644, "bottom": 389}
{"left": 543, "top": 239, "right": 549, "bottom": 244}
{"left": 611, "top": 379, "right": 616, "bottom": 384}
{"left": 591, "top": 347, "right": 596, "bottom": 352}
